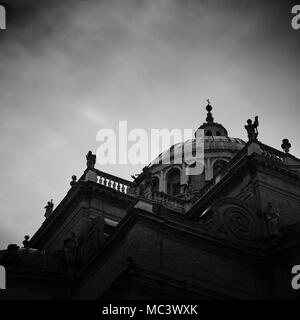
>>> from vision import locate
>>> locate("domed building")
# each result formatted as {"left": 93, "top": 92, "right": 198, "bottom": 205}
{"left": 148, "top": 101, "right": 245, "bottom": 196}
{"left": 1, "top": 102, "right": 300, "bottom": 301}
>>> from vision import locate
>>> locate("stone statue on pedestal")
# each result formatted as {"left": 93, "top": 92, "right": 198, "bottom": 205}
{"left": 44, "top": 200, "right": 54, "bottom": 219}
{"left": 265, "top": 202, "right": 281, "bottom": 237}
{"left": 63, "top": 232, "right": 79, "bottom": 264}
{"left": 245, "top": 116, "right": 259, "bottom": 142}
{"left": 183, "top": 178, "right": 192, "bottom": 200}
{"left": 22, "top": 235, "right": 30, "bottom": 248}
{"left": 131, "top": 166, "right": 154, "bottom": 198}
{"left": 86, "top": 151, "right": 96, "bottom": 169}
{"left": 70, "top": 175, "right": 77, "bottom": 187}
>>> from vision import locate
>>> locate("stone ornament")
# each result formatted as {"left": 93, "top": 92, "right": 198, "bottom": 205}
{"left": 201, "top": 197, "right": 259, "bottom": 242}
{"left": 265, "top": 202, "right": 281, "bottom": 237}
{"left": 86, "top": 151, "right": 96, "bottom": 169}
{"left": 245, "top": 116, "right": 259, "bottom": 142}
{"left": 63, "top": 232, "right": 79, "bottom": 265}
{"left": 44, "top": 200, "right": 54, "bottom": 219}
{"left": 281, "top": 139, "right": 291, "bottom": 154}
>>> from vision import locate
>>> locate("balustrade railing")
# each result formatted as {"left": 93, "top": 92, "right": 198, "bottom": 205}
{"left": 258, "top": 142, "right": 285, "bottom": 163}
{"left": 192, "top": 142, "right": 290, "bottom": 202}
{"left": 94, "top": 169, "right": 134, "bottom": 195}
{"left": 89, "top": 142, "right": 289, "bottom": 207}
{"left": 152, "top": 191, "right": 186, "bottom": 210}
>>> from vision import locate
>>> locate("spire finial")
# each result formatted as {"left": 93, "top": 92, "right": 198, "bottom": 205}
{"left": 205, "top": 99, "right": 214, "bottom": 123}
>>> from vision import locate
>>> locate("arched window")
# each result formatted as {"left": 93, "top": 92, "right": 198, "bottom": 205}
{"left": 206, "top": 130, "right": 212, "bottom": 136}
{"left": 166, "top": 168, "right": 181, "bottom": 196}
{"left": 213, "top": 160, "right": 227, "bottom": 176}
{"left": 152, "top": 176, "right": 159, "bottom": 192}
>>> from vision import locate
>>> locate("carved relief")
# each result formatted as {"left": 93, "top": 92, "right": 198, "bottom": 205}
{"left": 223, "top": 207, "right": 257, "bottom": 240}
{"left": 63, "top": 232, "right": 79, "bottom": 264}
{"left": 201, "top": 198, "right": 260, "bottom": 241}
{"left": 265, "top": 202, "right": 281, "bottom": 237}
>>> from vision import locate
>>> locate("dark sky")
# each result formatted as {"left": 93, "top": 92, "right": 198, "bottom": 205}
{"left": 0, "top": 0, "right": 299, "bottom": 248}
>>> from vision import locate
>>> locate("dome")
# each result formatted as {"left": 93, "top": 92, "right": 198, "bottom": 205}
{"left": 149, "top": 101, "right": 246, "bottom": 168}
{"left": 149, "top": 135, "right": 245, "bottom": 167}
{"left": 145, "top": 101, "right": 247, "bottom": 196}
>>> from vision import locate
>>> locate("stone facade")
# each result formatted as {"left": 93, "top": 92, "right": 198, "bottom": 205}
{"left": 1, "top": 104, "right": 300, "bottom": 300}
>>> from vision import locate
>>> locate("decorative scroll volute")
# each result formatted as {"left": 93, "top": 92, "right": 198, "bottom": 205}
{"left": 204, "top": 198, "right": 260, "bottom": 241}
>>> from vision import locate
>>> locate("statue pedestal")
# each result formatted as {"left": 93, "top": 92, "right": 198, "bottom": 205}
{"left": 85, "top": 170, "right": 98, "bottom": 182}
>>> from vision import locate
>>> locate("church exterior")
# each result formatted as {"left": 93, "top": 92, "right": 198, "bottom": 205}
{"left": 1, "top": 102, "right": 300, "bottom": 300}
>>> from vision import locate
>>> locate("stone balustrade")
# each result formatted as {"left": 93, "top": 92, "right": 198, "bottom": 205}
{"left": 93, "top": 169, "right": 134, "bottom": 195}
{"left": 259, "top": 142, "right": 285, "bottom": 163}
{"left": 152, "top": 191, "right": 186, "bottom": 210}
{"left": 86, "top": 142, "right": 289, "bottom": 208}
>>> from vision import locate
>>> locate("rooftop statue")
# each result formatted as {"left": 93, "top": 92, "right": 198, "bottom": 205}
{"left": 86, "top": 151, "right": 96, "bottom": 169}
{"left": 183, "top": 178, "right": 193, "bottom": 201}
{"left": 131, "top": 166, "right": 153, "bottom": 198}
{"left": 131, "top": 166, "right": 151, "bottom": 186}
{"left": 245, "top": 116, "right": 259, "bottom": 142}
{"left": 22, "top": 235, "right": 30, "bottom": 248}
{"left": 44, "top": 199, "right": 54, "bottom": 219}
{"left": 70, "top": 175, "right": 77, "bottom": 187}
